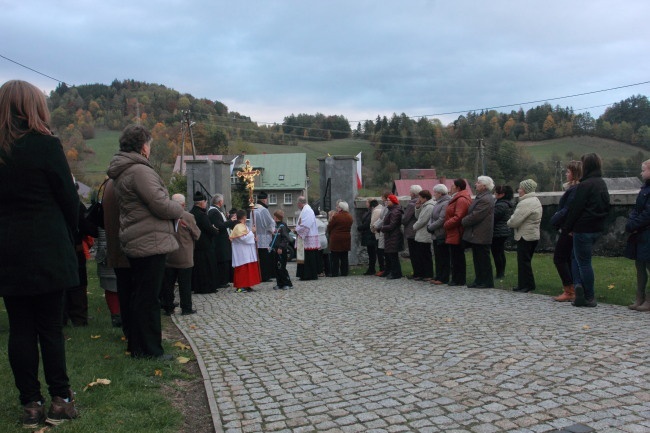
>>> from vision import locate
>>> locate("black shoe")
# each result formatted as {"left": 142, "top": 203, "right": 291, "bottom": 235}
{"left": 245, "top": 287, "right": 257, "bottom": 292}
{"left": 572, "top": 284, "right": 586, "bottom": 306}
{"left": 584, "top": 298, "right": 598, "bottom": 307}
{"left": 447, "top": 281, "right": 459, "bottom": 286}
{"left": 272, "top": 285, "right": 281, "bottom": 290}
{"left": 388, "top": 275, "right": 402, "bottom": 280}
{"left": 45, "top": 391, "right": 78, "bottom": 426}
{"left": 470, "top": 284, "right": 492, "bottom": 289}
{"left": 23, "top": 401, "right": 45, "bottom": 429}
{"left": 181, "top": 309, "right": 197, "bottom": 316}
{"left": 363, "top": 269, "right": 376, "bottom": 275}
{"left": 512, "top": 286, "right": 524, "bottom": 292}
{"left": 521, "top": 287, "right": 535, "bottom": 293}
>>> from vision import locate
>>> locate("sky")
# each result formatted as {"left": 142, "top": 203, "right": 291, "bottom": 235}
{"left": 2, "top": 0, "right": 650, "bottom": 127}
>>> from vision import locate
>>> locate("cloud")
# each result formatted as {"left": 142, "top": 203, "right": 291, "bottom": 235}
{"left": 2, "top": 0, "right": 650, "bottom": 124}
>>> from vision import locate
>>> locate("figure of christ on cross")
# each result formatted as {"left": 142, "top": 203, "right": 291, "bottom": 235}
{"left": 236, "top": 159, "right": 261, "bottom": 209}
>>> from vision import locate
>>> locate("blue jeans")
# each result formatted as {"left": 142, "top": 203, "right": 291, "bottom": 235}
{"left": 571, "top": 232, "right": 601, "bottom": 299}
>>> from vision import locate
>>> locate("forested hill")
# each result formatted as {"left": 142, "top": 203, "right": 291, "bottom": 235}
{"left": 50, "top": 80, "right": 650, "bottom": 191}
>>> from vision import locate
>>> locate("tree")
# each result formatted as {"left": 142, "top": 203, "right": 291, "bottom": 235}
{"left": 542, "top": 114, "right": 556, "bottom": 139}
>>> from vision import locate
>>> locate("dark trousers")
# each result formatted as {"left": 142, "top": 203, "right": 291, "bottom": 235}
{"left": 469, "top": 242, "right": 494, "bottom": 287}
{"left": 385, "top": 252, "right": 402, "bottom": 278}
{"left": 491, "top": 236, "right": 507, "bottom": 278}
{"left": 433, "top": 240, "right": 450, "bottom": 283}
{"left": 517, "top": 239, "right": 538, "bottom": 290}
{"left": 63, "top": 255, "right": 88, "bottom": 326}
{"left": 161, "top": 267, "right": 193, "bottom": 313}
{"left": 274, "top": 249, "right": 292, "bottom": 287}
{"left": 114, "top": 267, "right": 134, "bottom": 345}
{"left": 366, "top": 245, "right": 377, "bottom": 273}
{"left": 448, "top": 243, "right": 466, "bottom": 285}
{"left": 553, "top": 232, "right": 573, "bottom": 286}
{"left": 127, "top": 254, "right": 167, "bottom": 358}
{"left": 407, "top": 238, "right": 417, "bottom": 272}
{"left": 412, "top": 241, "right": 433, "bottom": 278}
{"left": 216, "top": 260, "right": 233, "bottom": 286}
{"left": 258, "top": 248, "right": 274, "bottom": 282}
{"left": 330, "top": 251, "right": 349, "bottom": 277}
{"left": 318, "top": 251, "right": 331, "bottom": 276}
{"left": 377, "top": 248, "right": 386, "bottom": 272}
{"left": 4, "top": 291, "right": 70, "bottom": 405}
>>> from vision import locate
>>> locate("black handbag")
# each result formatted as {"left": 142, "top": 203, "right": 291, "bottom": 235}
{"left": 85, "top": 179, "right": 108, "bottom": 229}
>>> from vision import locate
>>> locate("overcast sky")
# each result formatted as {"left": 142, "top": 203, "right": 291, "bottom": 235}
{"left": 2, "top": 0, "right": 649, "bottom": 126}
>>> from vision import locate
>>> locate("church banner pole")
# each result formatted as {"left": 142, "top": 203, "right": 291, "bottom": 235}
{"left": 236, "top": 160, "right": 262, "bottom": 282}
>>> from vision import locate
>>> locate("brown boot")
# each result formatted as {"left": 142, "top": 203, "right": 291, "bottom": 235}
{"left": 554, "top": 285, "right": 575, "bottom": 302}
{"left": 635, "top": 300, "right": 650, "bottom": 312}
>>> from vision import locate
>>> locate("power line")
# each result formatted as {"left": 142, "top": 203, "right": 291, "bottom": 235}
{"left": 0, "top": 54, "right": 72, "bottom": 87}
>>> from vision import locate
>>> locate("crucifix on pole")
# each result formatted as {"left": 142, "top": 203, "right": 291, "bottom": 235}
{"left": 236, "top": 159, "right": 261, "bottom": 209}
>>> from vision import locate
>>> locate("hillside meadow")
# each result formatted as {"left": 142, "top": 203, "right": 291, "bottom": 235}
{"left": 518, "top": 135, "right": 647, "bottom": 165}
{"left": 78, "top": 130, "right": 647, "bottom": 198}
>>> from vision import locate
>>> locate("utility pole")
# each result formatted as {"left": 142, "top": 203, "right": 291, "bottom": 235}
{"left": 479, "top": 138, "right": 486, "bottom": 176}
{"left": 179, "top": 120, "right": 186, "bottom": 175}
{"left": 475, "top": 138, "right": 486, "bottom": 177}
{"left": 553, "top": 160, "right": 561, "bottom": 191}
{"left": 182, "top": 110, "right": 197, "bottom": 161}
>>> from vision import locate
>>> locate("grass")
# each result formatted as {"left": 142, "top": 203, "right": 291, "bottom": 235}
{"left": 350, "top": 250, "right": 638, "bottom": 307}
{"left": 81, "top": 129, "right": 121, "bottom": 186}
{"left": 0, "top": 261, "right": 196, "bottom": 433}
{"left": 0, "top": 253, "right": 639, "bottom": 430}
{"left": 518, "top": 136, "right": 647, "bottom": 163}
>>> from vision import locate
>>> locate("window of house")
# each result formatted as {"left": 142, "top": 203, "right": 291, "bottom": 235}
{"left": 252, "top": 194, "right": 257, "bottom": 203}
{"left": 278, "top": 174, "right": 285, "bottom": 181}
{"left": 284, "top": 193, "right": 292, "bottom": 205}
{"left": 230, "top": 174, "right": 238, "bottom": 185}
{"left": 268, "top": 193, "right": 277, "bottom": 205}
{"left": 287, "top": 217, "right": 296, "bottom": 226}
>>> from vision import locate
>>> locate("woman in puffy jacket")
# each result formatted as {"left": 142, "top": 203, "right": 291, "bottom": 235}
{"left": 428, "top": 184, "right": 451, "bottom": 285}
{"left": 411, "top": 190, "right": 435, "bottom": 280}
{"left": 107, "top": 124, "right": 183, "bottom": 359}
{"left": 443, "top": 179, "right": 472, "bottom": 286}
{"left": 507, "top": 179, "right": 542, "bottom": 293}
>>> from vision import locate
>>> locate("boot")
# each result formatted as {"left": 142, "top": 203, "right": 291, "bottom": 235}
{"left": 628, "top": 291, "right": 646, "bottom": 310}
{"left": 635, "top": 300, "right": 650, "bottom": 312}
{"left": 554, "top": 285, "right": 575, "bottom": 302}
{"left": 572, "top": 284, "right": 586, "bottom": 307}
{"left": 111, "top": 314, "right": 122, "bottom": 327}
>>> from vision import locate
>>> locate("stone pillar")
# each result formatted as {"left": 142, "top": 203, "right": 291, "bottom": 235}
{"left": 184, "top": 159, "right": 232, "bottom": 206}
{"left": 318, "top": 155, "right": 360, "bottom": 266}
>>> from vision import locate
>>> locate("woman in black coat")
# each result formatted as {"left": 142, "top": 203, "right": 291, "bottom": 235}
{"left": 0, "top": 80, "right": 80, "bottom": 426}
{"left": 357, "top": 199, "right": 378, "bottom": 275}
{"left": 491, "top": 185, "right": 513, "bottom": 279}
{"left": 626, "top": 159, "right": 650, "bottom": 311}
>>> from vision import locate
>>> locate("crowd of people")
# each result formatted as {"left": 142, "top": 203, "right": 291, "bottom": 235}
{"left": 2, "top": 78, "right": 649, "bottom": 429}
{"left": 357, "top": 155, "right": 622, "bottom": 312}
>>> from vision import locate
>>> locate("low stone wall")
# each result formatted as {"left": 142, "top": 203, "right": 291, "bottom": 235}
{"left": 353, "top": 190, "right": 638, "bottom": 260}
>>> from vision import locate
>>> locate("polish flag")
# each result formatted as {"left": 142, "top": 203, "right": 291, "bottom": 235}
{"left": 356, "top": 152, "right": 362, "bottom": 189}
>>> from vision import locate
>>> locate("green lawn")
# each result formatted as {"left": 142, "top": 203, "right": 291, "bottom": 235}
{"left": 0, "top": 261, "right": 194, "bottom": 433}
{"left": 518, "top": 136, "right": 647, "bottom": 163}
{"left": 81, "top": 130, "right": 121, "bottom": 186}
{"left": 351, "top": 251, "right": 638, "bottom": 307}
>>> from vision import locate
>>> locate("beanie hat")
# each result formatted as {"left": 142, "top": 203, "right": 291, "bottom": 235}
{"left": 519, "top": 179, "right": 537, "bottom": 194}
{"left": 388, "top": 194, "right": 399, "bottom": 205}
{"left": 193, "top": 191, "right": 206, "bottom": 202}
{"left": 258, "top": 191, "right": 268, "bottom": 199}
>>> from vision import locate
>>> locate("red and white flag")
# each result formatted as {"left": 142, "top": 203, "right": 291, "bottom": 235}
{"left": 356, "top": 152, "right": 362, "bottom": 189}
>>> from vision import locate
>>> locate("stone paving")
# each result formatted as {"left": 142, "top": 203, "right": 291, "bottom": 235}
{"left": 174, "top": 264, "right": 650, "bottom": 433}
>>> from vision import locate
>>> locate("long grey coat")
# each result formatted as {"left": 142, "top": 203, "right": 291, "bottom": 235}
{"left": 462, "top": 190, "right": 495, "bottom": 245}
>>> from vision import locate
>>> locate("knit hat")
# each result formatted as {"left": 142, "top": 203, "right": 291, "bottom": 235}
{"left": 388, "top": 194, "right": 399, "bottom": 205}
{"left": 193, "top": 191, "right": 206, "bottom": 202}
{"left": 258, "top": 191, "right": 268, "bottom": 199}
{"left": 519, "top": 179, "right": 537, "bottom": 194}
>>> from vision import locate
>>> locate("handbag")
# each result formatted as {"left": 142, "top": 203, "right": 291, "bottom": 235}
{"left": 85, "top": 179, "right": 108, "bottom": 229}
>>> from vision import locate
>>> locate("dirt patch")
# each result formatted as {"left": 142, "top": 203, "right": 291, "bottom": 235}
{"left": 162, "top": 319, "right": 215, "bottom": 433}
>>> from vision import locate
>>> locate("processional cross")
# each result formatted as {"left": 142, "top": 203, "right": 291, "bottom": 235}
{"left": 236, "top": 159, "right": 261, "bottom": 208}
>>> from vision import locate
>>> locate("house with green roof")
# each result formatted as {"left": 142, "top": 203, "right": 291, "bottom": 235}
{"left": 233, "top": 153, "right": 309, "bottom": 227}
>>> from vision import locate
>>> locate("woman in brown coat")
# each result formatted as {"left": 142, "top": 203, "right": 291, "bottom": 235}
{"left": 327, "top": 200, "right": 354, "bottom": 276}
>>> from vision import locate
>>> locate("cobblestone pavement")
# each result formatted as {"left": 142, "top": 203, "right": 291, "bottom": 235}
{"left": 174, "top": 264, "right": 650, "bottom": 433}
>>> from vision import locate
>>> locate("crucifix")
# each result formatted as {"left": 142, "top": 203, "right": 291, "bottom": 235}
{"left": 236, "top": 159, "right": 261, "bottom": 209}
